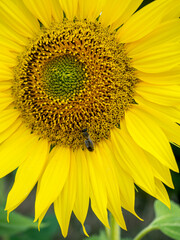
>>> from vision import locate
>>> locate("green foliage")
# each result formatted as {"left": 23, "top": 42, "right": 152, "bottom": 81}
{"left": 84, "top": 230, "right": 108, "bottom": 240}
{"left": 85, "top": 231, "right": 133, "bottom": 240}
{"left": 122, "top": 238, "right": 133, "bottom": 240}
{"left": 151, "top": 200, "right": 180, "bottom": 240}
{"left": 154, "top": 199, "right": 180, "bottom": 217}
{"left": 86, "top": 201, "right": 180, "bottom": 240}
{"left": 11, "top": 214, "right": 59, "bottom": 240}
{"left": 0, "top": 198, "right": 179, "bottom": 240}
{"left": 0, "top": 207, "right": 46, "bottom": 237}
{"left": 134, "top": 200, "right": 180, "bottom": 240}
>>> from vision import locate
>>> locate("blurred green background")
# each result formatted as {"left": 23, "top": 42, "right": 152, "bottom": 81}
{"left": 0, "top": 0, "right": 180, "bottom": 239}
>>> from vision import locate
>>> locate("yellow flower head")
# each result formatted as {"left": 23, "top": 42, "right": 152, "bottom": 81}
{"left": 0, "top": 0, "right": 180, "bottom": 237}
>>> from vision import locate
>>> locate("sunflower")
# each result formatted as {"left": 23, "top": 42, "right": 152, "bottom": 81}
{"left": 0, "top": 0, "right": 180, "bottom": 237}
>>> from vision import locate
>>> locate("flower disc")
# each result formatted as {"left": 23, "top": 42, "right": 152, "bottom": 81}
{"left": 13, "top": 20, "right": 138, "bottom": 149}
{"left": 1, "top": 0, "right": 180, "bottom": 238}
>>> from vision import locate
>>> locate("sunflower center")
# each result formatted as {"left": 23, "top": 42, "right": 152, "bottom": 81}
{"left": 42, "top": 55, "right": 87, "bottom": 100}
{"left": 13, "top": 19, "right": 138, "bottom": 149}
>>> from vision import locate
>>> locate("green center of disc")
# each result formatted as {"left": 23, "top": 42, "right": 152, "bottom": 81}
{"left": 42, "top": 55, "right": 87, "bottom": 100}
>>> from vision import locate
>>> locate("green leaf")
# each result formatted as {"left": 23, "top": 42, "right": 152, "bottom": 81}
{"left": 11, "top": 214, "right": 59, "bottom": 240}
{"left": 85, "top": 236, "right": 100, "bottom": 240}
{"left": 154, "top": 200, "right": 180, "bottom": 218}
{"left": 151, "top": 200, "right": 180, "bottom": 240}
{"left": 84, "top": 231, "right": 108, "bottom": 240}
{"left": 122, "top": 238, "right": 133, "bottom": 240}
{"left": 151, "top": 215, "right": 180, "bottom": 240}
{"left": 0, "top": 207, "right": 46, "bottom": 237}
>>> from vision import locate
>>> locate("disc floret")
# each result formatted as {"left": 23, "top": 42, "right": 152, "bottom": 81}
{"left": 13, "top": 20, "right": 138, "bottom": 149}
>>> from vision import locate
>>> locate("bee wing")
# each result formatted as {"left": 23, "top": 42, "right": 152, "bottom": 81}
{"left": 85, "top": 139, "right": 94, "bottom": 151}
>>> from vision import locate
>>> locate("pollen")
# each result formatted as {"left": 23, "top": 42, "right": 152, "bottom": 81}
{"left": 12, "top": 19, "right": 138, "bottom": 149}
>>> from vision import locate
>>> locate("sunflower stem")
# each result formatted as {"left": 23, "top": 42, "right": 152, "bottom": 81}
{"left": 133, "top": 225, "right": 157, "bottom": 240}
{"left": 107, "top": 214, "right": 121, "bottom": 240}
{"left": 105, "top": 224, "right": 111, "bottom": 239}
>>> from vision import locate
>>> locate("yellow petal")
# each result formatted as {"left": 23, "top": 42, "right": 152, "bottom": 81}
{"left": 154, "top": 179, "right": 170, "bottom": 208}
{"left": 73, "top": 148, "right": 89, "bottom": 231}
{"left": 0, "top": 93, "right": 13, "bottom": 111}
{"left": 85, "top": 148, "right": 109, "bottom": 228}
{"left": 135, "top": 95, "right": 180, "bottom": 124}
{"left": 99, "top": 141, "right": 127, "bottom": 229}
{"left": 0, "top": 66, "right": 13, "bottom": 81}
{"left": 0, "top": 0, "right": 40, "bottom": 38}
{"left": 0, "top": 109, "right": 20, "bottom": 133}
{"left": 111, "top": 123, "right": 156, "bottom": 195}
{"left": 165, "top": 128, "right": 180, "bottom": 148}
{"left": 161, "top": 0, "right": 180, "bottom": 22}
{"left": 0, "top": 118, "right": 22, "bottom": 144}
{"left": 78, "top": 0, "right": 105, "bottom": 21}
{"left": 125, "top": 106, "right": 178, "bottom": 172}
{"left": 23, "top": 0, "right": 52, "bottom": 28}
{"left": 144, "top": 151, "right": 174, "bottom": 189}
{"left": 136, "top": 65, "right": 180, "bottom": 85}
{"left": 59, "top": 0, "right": 78, "bottom": 19}
{"left": 0, "top": 36, "right": 24, "bottom": 53}
{"left": 54, "top": 150, "right": 76, "bottom": 238}
{"left": 0, "top": 21, "right": 28, "bottom": 46}
{"left": 100, "top": 0, "right": 131, "bottom": 27}
{"left": 37, "top": 208, "right": 49, "bottom": 230}
{"left": 116, "top": 167, "right": 140, "bottom": 219}
{"left": 104, "top": 139, "right": 140, "bottom": 218}
{"left": 176, "top": 106, "right": 180, "bottom": 112}
{"left": 136, "top": 96, "right": 180, "bottom": 148}
{"left": 0, "top": 124, "right": 37, "bottom": 177}
{"left": 51, "top": 0, "right": 63, "bottom": 22}
{"left": 135, "top": 82, "right": 180, "bottom": 106}
{"left": 82, "top": 225, "right": 89, "bottom": 237}
{"left": 0, "top": 90, "right": 12, "bottom": 101}
{"left": 5, "top": 138, "right": 49, "bottom": 213}
{"left": 117, "top": 0, "right": 176, "bottom": 43}
{"left": 0, "top": 47, "right": 16, "bottom": 58}
{"left": 34, "top": 146, "right": 70, "bottom": 221}
{"left": 111, "top": 0, "right": 143, "bottom": 31}
{"left": 0, "top": 81, "right": 12, "bottom": 91}
{"left": 0, "top": 52, "right": 17, "bottom": 67}
{"left": 139, "top": 177, "right": 170, "bottom": 208}
{"left": 126, "top": 19, "right": 180, "bottom": 56}
{"left": 131, "top": 43, "right": 180, "bottom": 73}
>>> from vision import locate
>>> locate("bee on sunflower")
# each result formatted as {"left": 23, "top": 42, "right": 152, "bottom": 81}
{"left": 0, "top": 0, "right": 179, "bottom": 238}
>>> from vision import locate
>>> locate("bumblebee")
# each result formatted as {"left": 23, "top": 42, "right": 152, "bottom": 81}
{"left": 82, "top": 129, "right": 94, "bottom": 152}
